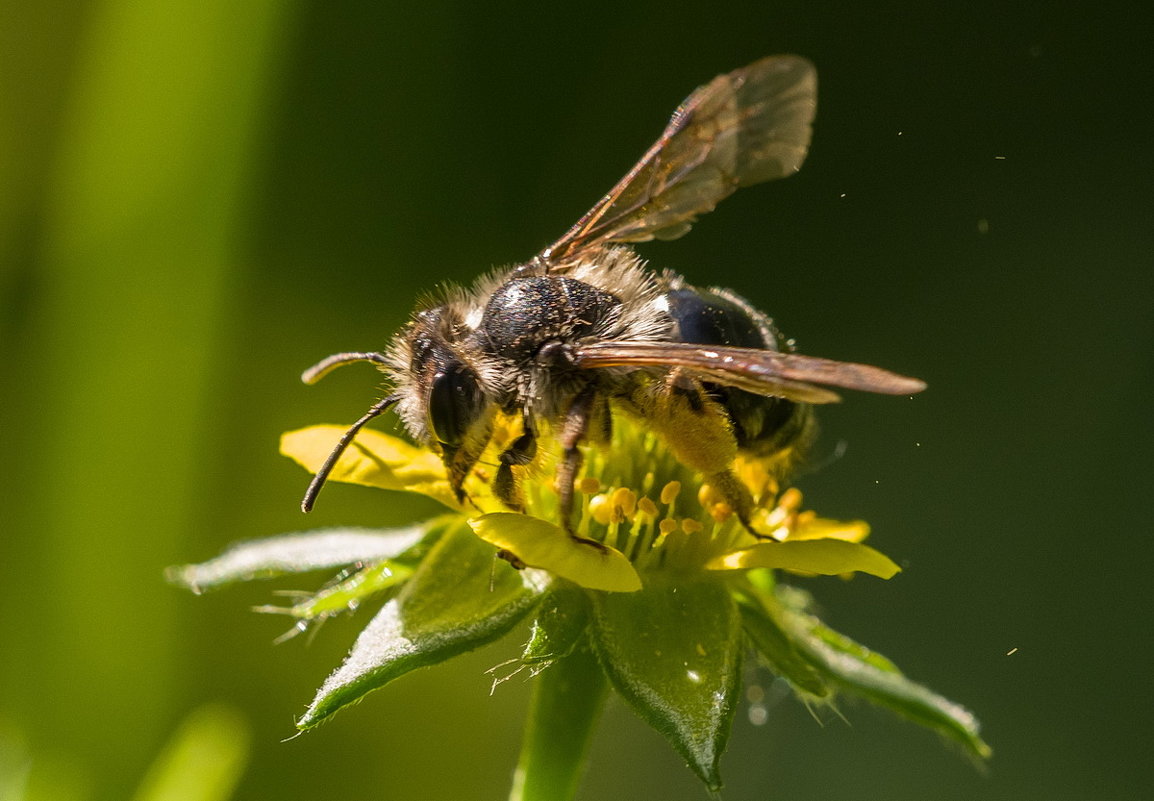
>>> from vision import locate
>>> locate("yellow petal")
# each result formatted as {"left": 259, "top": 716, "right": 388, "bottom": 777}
{"left": 280, "top": 425, "right": 461, "bottom": 510}
{"left": 469, "top": 513, "right": 642, "bottom": 593}
{"left": 788, "top": 517, "right": 871, "bottom": 543}
{"left": 707, "top": 539, "right": 901, "bottom": 579}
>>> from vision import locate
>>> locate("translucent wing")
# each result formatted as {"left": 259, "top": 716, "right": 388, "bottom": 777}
{"left": 542, "top": 55, "right": 817, "bottom": 264}
{"left": 572, "top": 342, "right": 926, "bottom": 405}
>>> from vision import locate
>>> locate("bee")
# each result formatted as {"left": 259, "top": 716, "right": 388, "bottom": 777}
{"left": 300, "top": 55, "right": 925, "bottom": 538}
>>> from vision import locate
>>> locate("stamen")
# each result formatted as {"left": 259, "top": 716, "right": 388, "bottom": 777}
{"left": 578, "top": 477, "right": 602, "bottom": 494}
{"left": 610, "top": 487, "right": 637, "bottom": 519}
{"left": 589, "top": 494, "right": 613, "bottom": 526}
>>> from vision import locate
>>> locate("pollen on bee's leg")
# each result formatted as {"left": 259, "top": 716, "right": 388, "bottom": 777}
{"left": 709, "top": 502, "right": 734, "bottom": 523}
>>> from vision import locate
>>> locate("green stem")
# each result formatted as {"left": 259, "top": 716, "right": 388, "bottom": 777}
{"left": 508, "top": 643, "right": 608, "bottom": 801}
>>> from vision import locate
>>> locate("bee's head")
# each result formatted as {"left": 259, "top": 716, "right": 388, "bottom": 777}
{"left": 399, "top": 305, "right": 497, "bottom": 498}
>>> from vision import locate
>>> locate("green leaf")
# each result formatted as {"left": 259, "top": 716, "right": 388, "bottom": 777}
{"left": 470, "top": 513, "right": 642, "bottom": 592}
{"left": 780, "top": 601, "right": 992, "bottom": 760}
{"left": 490, "top": 587, "right": 591, "bottom": 691}
{"left": 167, "top": 525, "right": 427, "bottom": 593}
{"left": 708, "top": 538, "right": 901, "bottom": 579}
{"left": 298, "top": 521, "right": 547, "bottom": 729}
{"left": 590, "top": 580, "right": 743, "bottom": 790}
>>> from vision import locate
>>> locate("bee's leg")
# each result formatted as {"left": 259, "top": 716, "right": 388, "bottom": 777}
{"left": 440, "top": 444, "right": 471, "bottom": 506}
{"left": 494, "top": 414, "right": 537, "bottom": 511}
{"left": 643, "top": 372, "right": 761, "bottom": 536}
{"left": 706, "top": 468, "right": 758, "bottom": 535}
{"left": 556, "top": 386, "right": 608, "bottom": 552}
{"left": 443, "top": 416, "right": 495, "bottom": 507}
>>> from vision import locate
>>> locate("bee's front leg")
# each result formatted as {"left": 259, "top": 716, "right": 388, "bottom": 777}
{"left": 494, "top": 414, "right": 537, "bottom": 511}
{"left": 556, "top": 386, "right": 608, "bottom": 552}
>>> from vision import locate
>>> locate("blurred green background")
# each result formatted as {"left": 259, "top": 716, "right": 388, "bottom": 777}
{"left": 2, "top": 1, "right": 1150, "bottom": 799}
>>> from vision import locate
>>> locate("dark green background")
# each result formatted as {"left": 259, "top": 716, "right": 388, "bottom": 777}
{"left": 2, "top": 1, "right": 1150, "bottom": 799}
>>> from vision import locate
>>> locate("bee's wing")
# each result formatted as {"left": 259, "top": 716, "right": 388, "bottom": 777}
{"left": 572, "top": 342, "right": 926, "bottom": 405}
{"left": 542, "top": 55, "right": 817, "bottom": 264}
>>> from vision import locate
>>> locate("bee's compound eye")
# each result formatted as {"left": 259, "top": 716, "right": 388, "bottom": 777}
{"left": 428, "top": 367, "right": 485, "bottom": 447}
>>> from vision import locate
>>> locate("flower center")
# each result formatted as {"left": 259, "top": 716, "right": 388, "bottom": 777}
{"left": 510, "top": 414, "right": 784, "bottom": 572}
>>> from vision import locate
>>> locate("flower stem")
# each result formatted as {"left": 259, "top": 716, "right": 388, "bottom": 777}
{"left": 508, "top": 642, "right": 608, "bottom": 801}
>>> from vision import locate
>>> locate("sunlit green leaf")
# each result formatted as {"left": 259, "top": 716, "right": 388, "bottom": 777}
{"left": 470, "top": 512, "right": 642, "bottom": 592}
{"left": 281, "top": 425, "right": 462, "bottom": 510}
{"left": 708, "top": 539, "right": 901, "bottom": 579}
{"left": 298, "top": 521, "right": 546, "bottom": 728}
{"left": 167, "top": 525, "right": 426, "bottom": 593}
{"left": 591, "top": 580, "right": 742, "bottom": 790}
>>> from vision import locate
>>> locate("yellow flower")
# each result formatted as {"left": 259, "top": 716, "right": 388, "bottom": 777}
{"left": 174, "top": 415, "right": 986, "bottom": 796}
{"left": 280, "top": 420, "right": 900, "bottom": 591}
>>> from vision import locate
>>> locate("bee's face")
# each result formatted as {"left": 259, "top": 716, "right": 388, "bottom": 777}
{"left": 383, "top": 303, "right": 496, "bottom": 496}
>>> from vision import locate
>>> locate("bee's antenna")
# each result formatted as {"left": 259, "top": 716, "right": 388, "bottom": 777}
{"left": 300, "top": 394, "right": 400, "bottom": 513}
{"left": 299, "top": 350, "right": 396, "bottom": 513}
{"left": 302, "top": 351, "right": 390, "bottom": 384}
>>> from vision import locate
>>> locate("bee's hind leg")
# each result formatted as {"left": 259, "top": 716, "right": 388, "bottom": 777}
{"left": 706, "top": 468, "right": 760, "bottom": 536}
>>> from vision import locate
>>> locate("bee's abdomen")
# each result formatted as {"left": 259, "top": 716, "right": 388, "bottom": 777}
{"left": 664, "top": 285, "right": 812, "bottom": 457}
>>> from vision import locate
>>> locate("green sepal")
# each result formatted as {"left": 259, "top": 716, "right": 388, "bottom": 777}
{"left": 590, "top": 579, "right": 743, "bottom": 791}
{"left": 297, "top": 520, "right": 547, "bottom": 729}
{"left": 735, "top": 589, "right": 830, "bottom": 699}
{"left": 520, "top": 586, "right": 592, "bottom": 666}
{"left": 778, "top": 589, "right": 992, "bottom": 760}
